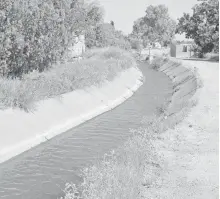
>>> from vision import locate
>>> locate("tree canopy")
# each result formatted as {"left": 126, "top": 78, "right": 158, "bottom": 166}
{"left": 0, "top": 0, "right": 104, "bottom": 77}
{"left": 176, "top": 0, "right": 219, "bottom": 56}
{"left": 132, "top": 5, "right": 176, "bottom": 47}
{"left": 86, "top": 22, "right": 131, "bottom": 50}
{"left": 0, "top": 0, "right": 132, "bottom": 77}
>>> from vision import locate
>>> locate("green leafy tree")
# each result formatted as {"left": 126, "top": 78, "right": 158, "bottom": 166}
{"left": 176, "top": 0, "right": 219, "bottom": 57}
{"left": 132, "top": 5, "right": 176, "bottom": 47}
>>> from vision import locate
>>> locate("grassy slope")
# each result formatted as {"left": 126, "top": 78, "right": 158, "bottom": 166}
{"left": 0, "top": 47, "right": 136, "bottom": 112}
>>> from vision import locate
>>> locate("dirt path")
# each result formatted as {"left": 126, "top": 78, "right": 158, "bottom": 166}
{"left": 145, "top": 60, "right": 219, "bottom": 199}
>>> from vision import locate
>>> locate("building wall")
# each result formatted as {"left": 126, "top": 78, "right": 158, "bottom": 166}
{"left": 176, "top": 44, "right": 193, "bottom": 58}
{"left": 170, "top": 43, "right": 193, "bottom": 58}
{"left": 170, "top": 42, "right": 177, "bottom": 57}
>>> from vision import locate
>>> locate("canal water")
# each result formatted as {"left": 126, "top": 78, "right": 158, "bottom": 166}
{"left": 0, "top": 62, "right": 173, "bottom": 199}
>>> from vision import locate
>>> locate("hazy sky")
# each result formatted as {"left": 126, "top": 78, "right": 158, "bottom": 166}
{"left": 97, "top": 0, "right": 198, "bottom": 40}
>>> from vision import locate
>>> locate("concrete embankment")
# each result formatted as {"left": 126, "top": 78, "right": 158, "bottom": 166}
{"left": 0, "top": 62, "right": 173, "bottom": 199}
{"left": 144, "top": 58, "right": 218, "bottom": 199}
{"left": 0, "top": 66, "right": 143, "bottom": 163}
{"left": 158, "top": 59, "right": 198, "bottom": 115}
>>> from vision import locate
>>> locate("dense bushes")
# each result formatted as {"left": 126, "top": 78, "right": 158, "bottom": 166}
{"left": 0, "top": 0, "right": 103, "bottom": 77}
{"left": 0, "top": 47, "right": 136, "bottom": 111}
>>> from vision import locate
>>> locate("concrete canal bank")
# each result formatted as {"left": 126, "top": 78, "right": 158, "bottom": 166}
{"left": 0, "top": 61, "right": 174, "bottom": 199}
{"left": 0, "top": 67, "right": 143, "bottom": 164}
{"left": 0, "top": 57, "right": 201, "bottom": 199}
{"left": 158, "top": 58, "right": 198, "bottom": 114}
{"left": 143, "top": 60, "right": 218, "bottom": 199}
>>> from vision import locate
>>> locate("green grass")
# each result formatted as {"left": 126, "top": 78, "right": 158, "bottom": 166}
{"left": 0, "top": 47, "right": 136, "bottom": 112}
{"left": 61, "top": 57, "right": 202, "bottom": 199}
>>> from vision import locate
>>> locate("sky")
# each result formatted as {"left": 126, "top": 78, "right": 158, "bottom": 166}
{"left": 97, "top": 0, "right": 198, "bottom": 40}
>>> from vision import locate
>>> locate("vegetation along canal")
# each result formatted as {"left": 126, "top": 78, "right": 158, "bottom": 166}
{"left": 0, "top": 62, "right": 173, "bottom": 199}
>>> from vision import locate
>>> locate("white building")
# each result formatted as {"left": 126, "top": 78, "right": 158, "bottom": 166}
{"left": 66, "top": 34, "right": 86, "bottom": 60}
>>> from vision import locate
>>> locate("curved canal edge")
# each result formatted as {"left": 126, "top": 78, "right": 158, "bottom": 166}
{"left": 157, "top": 58, "right": 198, "bottom": 115}
{"left": 0, "top": 61, "right": 173, "bottom": 199}
{"left": 142, "top": 61, "right": 218, "bottom": 198}
{"left": 0, "top": 66, "right": 144, "bottom": 164}
{"left": 58, "top": 58, "right": 202, "bottom": 199}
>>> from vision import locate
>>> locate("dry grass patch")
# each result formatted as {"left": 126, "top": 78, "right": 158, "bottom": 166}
{"left": 0, "top": 47, "right": 136, "bottom": 111}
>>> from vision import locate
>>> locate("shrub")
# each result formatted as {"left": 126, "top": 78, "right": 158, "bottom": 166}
{"left": 130, "top": 40, "right": 143, "bottom": 50}
{"left": 149, "top": 56, "right": 168, "bottom": 70}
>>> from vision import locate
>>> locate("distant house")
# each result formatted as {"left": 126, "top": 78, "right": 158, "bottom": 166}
{"left": 170, "top": 40, "right": 194, "bottom": 58}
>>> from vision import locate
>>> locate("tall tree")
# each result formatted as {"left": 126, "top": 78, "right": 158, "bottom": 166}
{"left": 83, "top": 1, "right": 104, "bottom": 48}
{"left": 176, "top": 0, "right": 219, "bottom": 56}
{"left": 132, "top": 5, "right": 176, "bottom": 47}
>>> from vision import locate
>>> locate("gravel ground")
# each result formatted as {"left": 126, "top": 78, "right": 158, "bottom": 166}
{"left": 144, "top": 59, "right": 219, "bottom": 199}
